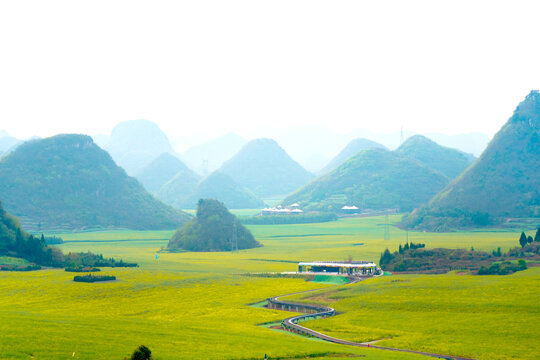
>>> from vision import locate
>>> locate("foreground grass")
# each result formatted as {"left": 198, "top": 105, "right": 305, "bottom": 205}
{"left": 0, "top": 215, "right": 537, "bottom": 359}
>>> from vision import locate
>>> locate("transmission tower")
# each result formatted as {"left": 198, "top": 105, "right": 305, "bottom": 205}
{"left": 384, "top": 213, "right": 390, "bottom": 241}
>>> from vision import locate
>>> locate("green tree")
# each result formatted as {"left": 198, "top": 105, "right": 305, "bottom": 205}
{"left": 535, "top": 228, "right": 540, "bottom": 242}
{"left": 519, "top": 232, "right": 528, "bottom": 248}
{"left": 527, "top": 235, "right": 533, "bottom": 244}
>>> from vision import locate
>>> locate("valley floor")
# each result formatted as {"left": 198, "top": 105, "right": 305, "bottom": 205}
{"left": 0, "top": 216, "right": 538, "bottom": 359}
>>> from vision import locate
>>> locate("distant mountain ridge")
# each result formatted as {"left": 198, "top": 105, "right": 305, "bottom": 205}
{"left": 219, "top": 138, "right": 314, "bottom": 198}
{"left": 102, "top": 120, "right": 178, "bottom": 175}
{"left": 404, "top": 90, "right": 540, "bottom": 230}
{"left": 183, "top": 133, "right": 247, "bottom": 175}
{"left": 156, "top": 170, "right": 264, "bottom": 210}
{"left": 0, "top": 134, "right": 190, "bottom": 231}
{"left": 319, "top": 138, "right": 387, "bottom": 175}
{"left": 136, "top": 153, "right": 192, "bottom": 193}
{"left": 283, "top": 148, "right": 449, "bottom": 212}
{"left": 396, "top": 135, "right": 475, "bottom": 179}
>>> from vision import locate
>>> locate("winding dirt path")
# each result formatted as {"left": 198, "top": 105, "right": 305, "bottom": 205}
{"left": 265, "top": 280, "right": 476, "bottom": 360}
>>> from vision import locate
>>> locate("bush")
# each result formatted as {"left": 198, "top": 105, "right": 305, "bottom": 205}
{"left": 73, "top": 274, "right": 116, "bottom": 283}
{"left": 130, "top": 345, "right": 151, "bottom": 360}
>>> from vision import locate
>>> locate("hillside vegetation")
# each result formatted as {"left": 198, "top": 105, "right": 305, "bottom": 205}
{"left": 0, "top": 134, "right": 189, "bottom": 231}
{"left": 396, "top": 135, "right": 475, "bottom": 178}
{"left": 283, "top": 148, "right": 449, "bottom": 212}
{"left": 220, "top": 138, "right": 314, "bottom": 197}
{"left": 168, "top": 199, "right": 261, "bottom": 251}
{"left": 404, "top": 90, "right": 540, "bottom": 230}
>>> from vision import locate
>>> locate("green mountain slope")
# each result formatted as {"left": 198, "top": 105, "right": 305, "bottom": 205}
{"left": 136, "top": 153, "right": 191, "bottom": 193}
{"left": 0, "top": 134, "right": 190, "bottom": 231}
{"left": 404, "top": 90, "right": 540, "bottom": 230}
{"left": 168, "top": 199, "right": 261, "bottom": 252}
{"left": 157, "top": 171, "right": 264, "bottom": 210}
{"left": 188, "top": 172, "right": 264, "bottom": 210}
{"left": 103, "top": 119, "right": 177, "bottom": 175}
{"left": 156, "top": 168, "right": 202, "bottom": 209}
{"left": 319, "top": 138, "right": 387, "bottom": 175}
{"left": 396, "top": 135, "right": 475, "bottom": 178}
{"left": 219, "top": 138, "right": 314, "bottom": 198}
{"left": 283, "top": 148, "right": 449, "bottom": 212}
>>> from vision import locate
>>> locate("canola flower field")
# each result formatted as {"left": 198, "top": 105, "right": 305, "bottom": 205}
{"left": 0, "top": 216, "right": 537, "bottom": 359}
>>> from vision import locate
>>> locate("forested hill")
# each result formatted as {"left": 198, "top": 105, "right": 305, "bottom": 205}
{"left": 319, "top": 138, "right": 387, "bottom": 175}
{"left": 219, "top": 138, "right": 314, "bottom": 198}
{"left": 136, "top": 152, "right": 192, "bottom": 193}
{"left": 396, "top": 135, "right": 475, "bottom": 179}
{"left": 168, "top": 199, "right": 261, "bottom": 252}
{"left": 283, "top": 148, "right": 449, "bottom": 212}
{"left": 0, "top": 134, "right": 190, "bottom": 231}
{"left": 404, "top": 90, "right": 540, "bottom": 231}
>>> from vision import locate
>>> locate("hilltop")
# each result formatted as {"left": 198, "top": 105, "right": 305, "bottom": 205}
{"left": 101, "top": 120, "right": 177, "bottom": 175}
{"left": 0, "top": 134, "right": 190, "bottom": 231}
{"left": 283, "top": 148, "right": 449, "bottom": 212}
{"left": 168, "top": 199, "right": 261, "bottom": 252}
{"left": 396, "top": 135, "right": 475, "bottom": 178}
{"left": 404, "top": 90, "right": 540, "bottom": 230}
{"left": 136, "top": 153, "right": 192, "bottom": 193}
{"left": 183, "top": 133, "right": 247, "bottom": 175}
{"left": 319, "top": 138, "right": 387, "bottom": 175}
{"left": 219, "top": 138, "right": 314, "bottom": 198}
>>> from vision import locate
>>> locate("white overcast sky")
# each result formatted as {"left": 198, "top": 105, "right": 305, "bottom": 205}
{"left": 0, "top": 0, "right": 539, "bottom": 141}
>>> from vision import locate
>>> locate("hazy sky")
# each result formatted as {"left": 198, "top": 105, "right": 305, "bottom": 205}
{"left": 1, "top": 0, "right": 539, "bottom": 141}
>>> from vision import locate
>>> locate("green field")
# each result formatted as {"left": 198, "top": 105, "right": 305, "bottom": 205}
{"left": 1, "top": 215, "right": 538, "bottom": 359}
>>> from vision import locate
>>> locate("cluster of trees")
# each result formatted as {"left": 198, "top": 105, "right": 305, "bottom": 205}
{"left": 1, "top": 200, "right": 138, "bottom": 270}
{"left": 64, "top": 252, "right": 137, "bottom": 268}
{"left": 378, "top": 237, "right": 538, "bottom": 275}
{"left": 519, "top": 228, "right": 539, "bottom": 247}
{"left": 379, "top": 242, "right": 426, "bottom": 266}
{"left": 478, "top": 260, "right": 527, "bottom": 275}
{"left": 73, "top": 274, "right": 116, "bottom": 282}
{"left": 240, "top": 212, "right": 337, "bottom": 225}
{"left": 168, "top": 199, "right": 261, "bottom": 252}
{"left": 1, "top": 203, "right": 64, "bottom": 266}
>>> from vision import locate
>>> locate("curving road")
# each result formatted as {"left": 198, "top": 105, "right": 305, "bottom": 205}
{"left": 265, "top": 280, "right": 476, "bottom": 360}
